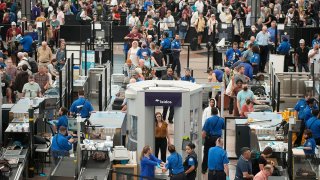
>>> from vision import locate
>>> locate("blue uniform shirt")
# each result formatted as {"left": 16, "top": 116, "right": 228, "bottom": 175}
{"left": 20, "top": 35, "right": 33, "bottom": 52}
{"left": 304, "top": 138, "right": 316, "bottom": 155}
{"left": 226, "top": 48, "right": 242, "bottom": 64}
{"left": 312, "top": 39, "right": 320, "bottom": 48}
{"left": 70, "top": 97, "right": 94, "bottom": 118}
{"left": 250, "top": 53, "right": 260, "bottom": 65}
{"left": 306, "top": 117, "right": 320, "bottom": 139}
{"left": 161, "top": 38, "right": 171, "bottom": 49}
{"left": 165, "top": 152, "right": 185, "bottom": 175}
{"left": 294, "top": 99, "right": 307, "bottom": 120}
{"left": 56, "top": 115, "right": 68, "bottom": 131}
{"left": 240, "top": 62, "right": 253, "bottom": 80}
{"left": 140, "top": 154, "right": 161, "bottom": 179}
{"left": 302, "top": 106, "right": 313, "bottom": 122}
{"left": 171, "top": 39, "right": 181, "bottom": 50}
{"left": 214, "top": 69, "right": 224, "bottom": 82}
{"left": 202, "top": 115, "right": 225, "bottom": 137}
{"left": 51, "top": 134, "right": 72, "bottom": 152}
{"left": 208, "top": 146, "right": 229, "bottom": 171}
{"left": 277, "top": 41, "right": 290, "bottom": 55}
{"left": 181, "top": 76, "right": 195, "bottom": 83}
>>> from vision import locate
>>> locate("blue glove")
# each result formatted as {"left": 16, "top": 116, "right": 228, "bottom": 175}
{"left": 156, "top": 163, "right": 161, "bottom": 169}
{"left": 226, "top": 176, "right": 230, "bottom": 180}
{"left": 296, "top": 146, "right": 304, "bottom": 149}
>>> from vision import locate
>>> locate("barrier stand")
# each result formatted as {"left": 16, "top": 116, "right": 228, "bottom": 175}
{"left": 59, "top": 70, "right": 63, "bottom": 107}
{"left": 99, "top": 74, "right": 103, "bottom": 111}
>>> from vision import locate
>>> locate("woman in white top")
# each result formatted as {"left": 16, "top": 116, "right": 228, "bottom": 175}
{"left": 127, "top": 41, "right": 140, "bottom": 66}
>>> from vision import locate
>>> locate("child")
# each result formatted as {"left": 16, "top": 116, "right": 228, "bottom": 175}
{"left": 241, "top": 98, "right": 254, "bottom": 117}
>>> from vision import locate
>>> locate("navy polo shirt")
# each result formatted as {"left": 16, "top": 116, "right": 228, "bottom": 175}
{"left": 214, "top": 69, "right": 223, "bottom": 82}
{"left": 235, "top": 155, "right": 252, "bottom": 179}
{"left": 70, "top": 97, "right": 94, "bottom": 118}
{"left": 165, "top": 152, "right": 185, "bottom": 175}
{"left": 208, "top": 146, "right": 229, "bottom": 171}
{"left": 202, "top": 115, "right": 225, "bottom": 137}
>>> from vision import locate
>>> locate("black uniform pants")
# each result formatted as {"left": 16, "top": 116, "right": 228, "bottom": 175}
{"left": 171, "top": 172, "right": 186, "bottom": 180}
{"left": 155, "top": 137, "right": 167, "bottom": 162}
{"left": 171, "top": 52, "right": 181, "bottom": 77}
{"left": 163, "top": 106, "right": 174, "bottom": 122}
{"left": 259, "top": 45, "right": 269, "bottom": 72}
{"left": 202, "top": 135, "right": 218, "bottom": 173}
{"left": 208, "top": 170, "right": 226, "bottom": 180}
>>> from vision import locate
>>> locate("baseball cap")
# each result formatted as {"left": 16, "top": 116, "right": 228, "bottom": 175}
{"left": 142, "top": 52, "right": 148, "bottom": 57}
{"left": 147, "top": 35, "right": 152, "bottom": 39}
{"left": 299, "top": 39, "right": 305, "bottom": 44}
{"left": 11, "top": 22, "right": 16, "bottom": 26}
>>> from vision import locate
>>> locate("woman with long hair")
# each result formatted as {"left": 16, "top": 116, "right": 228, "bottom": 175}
{"left": 155, "top": 112, "right": 170, "bottom": 162}
{"left": 140, "top": 145, "right": 163, "bottom": 179}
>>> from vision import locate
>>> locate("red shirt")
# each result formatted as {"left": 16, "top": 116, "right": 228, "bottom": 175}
{"left": 240, "top": 104, "right": 254, "bottom": 117}
{"left": 126, "top": 32, "right": 143, "bottom": 40}
{"left": 6, "top": 27, "right": 22, "bottom": 40}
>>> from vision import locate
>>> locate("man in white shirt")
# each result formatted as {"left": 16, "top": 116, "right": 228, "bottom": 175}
{"left": 308, "top": 43, "right": 320, "bottom": 74}
{"left": 165, "top": 10, "right": 175, "bottom": 28}
{"left": 202, "top": 98, "right": 221, "bottom": 127}
{"left": 110, "top": 0, "right": 118, "bottom": 6}
{"left": 128, "top": 12, "right": 140, "bottom": 28}
{"left": 195, "top": 0, "right": 204, "bottom": 14}
{"left": 217, "top": 0, "right": 224, "bottom": 14}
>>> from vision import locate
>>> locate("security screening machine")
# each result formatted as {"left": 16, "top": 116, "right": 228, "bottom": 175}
{"left": 125, "top": 80, "right": 203, "bottom": 178}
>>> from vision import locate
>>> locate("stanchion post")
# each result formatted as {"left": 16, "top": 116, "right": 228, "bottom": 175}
{"left": 99, "top": 74, "right": 103, "bottom": 111}
{"left": 85, "top": 41, "right": 88, "bottom": 76}
{"left": 59, "top": 70, "right": 62, "bottom": 108}
{"left": 187, "top": 45, "right": 190, "bottom": 68}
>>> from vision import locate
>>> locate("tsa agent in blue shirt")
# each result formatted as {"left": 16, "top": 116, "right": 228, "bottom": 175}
{"left": 181, "top": 68, "right": 195, "bottom": 83}
{"left": 294, "top": 95, "right": 310, "bottom": 120}
{"left": 140, "top": 145, "right": 162, "bottom": 180}
{"left": 213, "top": 69, "right": 223, "bottom": 82}
{"left": 70, "top": 90, "right": 94, "bottom": 118}
{"left": 162, "top": 145, "right": 185, "bottom": 179}
{"left": 302, "top": 129, "right": 316, "bottom": 155}
{"left": 305, "top": 111, "right": 320, "bottom": 144}
{"left": 160, "top": 32, "right": 171, "bottom": 50}
{"left": 171, "top": 34, "right": 182, "bottom": 77}
{"left": 250, "top": 45, "right": 260, "bottom": 74}
{"left": 239, "top": 62, "right": 253, "bottom": 80}
{"left": 55, "top": 107, "right": 69, "bottom": 132}
{"left": 19, "top": 34, "right": 33, "bottom": 52}
{"left": 277, "top": 37, "right": 291, "bottom": 55}
{"left": 51, "top": 126, "right": 74, "bottom": 165}
{"left": 208, "top": 138, "right": 230, "bottom": 180}
{"left": 202, "top": 107, "right": 225, "bottom": 173}
{"left": 225, "top": 42, "right": 242, "bottom": 67}
{"left": 183, "top": 143, "right": 198, "bottom": 180}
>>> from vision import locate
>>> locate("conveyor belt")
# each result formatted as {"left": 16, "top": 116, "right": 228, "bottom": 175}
{"left": 50, "top": 157, "right": 76, "bottom": 180}
{"left": 79, "top": 158, "right": 110, "bottom": 180}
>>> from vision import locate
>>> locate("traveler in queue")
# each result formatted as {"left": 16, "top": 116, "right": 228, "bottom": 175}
{"left": 162, "top": 144, "right": 186, "bottom": 179}
{"left": 208, "top": 137, "right": 230, "bottom": 180}
{"left": 306, "top": 110, "right": 320, "bottom": 145}
{"left": 155, "top": 112, "right": 170, "bottom": 162}
{"left": 202, "top": 98, "right": 220, "bottom": 127}
{"left": 51, "top": 126, "right": 74, "bottom": 165}
{"left": 235, "top": 147, "right": 254, "bottom": 180}
{"left": 183, "top": 143, "right": 198, "bottom": 180}
{"left": 140, "top": 145, "right": 164, "bottom": 179}
{"left": 69, "top": 90, "right": 94, "bottom": 118}
{"left": 202, "top": 107, "right": 225, "bottom": 174}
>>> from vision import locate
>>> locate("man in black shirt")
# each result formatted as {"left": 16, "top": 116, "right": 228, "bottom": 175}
{"left": 295, "top": 39, "right": 310, "bottom": 72}
{"left": 152, "top": 46, "right": 166, "bottom": 78}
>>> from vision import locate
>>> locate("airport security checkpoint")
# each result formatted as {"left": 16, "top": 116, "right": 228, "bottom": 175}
{"left": 0, "top": 0, "right": 320, "bottom": 180}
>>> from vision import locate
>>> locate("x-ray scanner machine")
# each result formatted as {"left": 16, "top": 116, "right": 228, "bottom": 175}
{"left": 125, "top": 80, "right": 203, "bottom": 165}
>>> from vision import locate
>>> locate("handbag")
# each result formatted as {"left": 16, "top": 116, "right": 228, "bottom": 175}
{"left": 92, "top": 152, "right": 107, "bottom": 161}
{"left": 0, "top": 160, "right": 12, "bottom": 177}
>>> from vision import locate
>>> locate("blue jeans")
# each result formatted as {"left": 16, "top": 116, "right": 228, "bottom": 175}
{"left": 298, "top": 63, "right": 310, "bottom": 72}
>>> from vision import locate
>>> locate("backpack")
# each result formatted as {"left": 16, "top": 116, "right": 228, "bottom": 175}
{"left": 96, "top": 3, "right": 104, "bottom": 16}
{"left": 250, "top": 150, "right": 261, "bottom": 161}
{"left": 27, "top": 58, "right": 38, "bottom": 73}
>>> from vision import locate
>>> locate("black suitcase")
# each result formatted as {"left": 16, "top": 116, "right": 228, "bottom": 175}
{"left": 190, "top": 38, "right": 198, "bottom": 51}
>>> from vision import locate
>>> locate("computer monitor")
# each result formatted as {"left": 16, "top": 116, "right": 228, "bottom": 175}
{"left": 68, "top": 118, "right": 78, "bottom": 131}
{"left": 43, "top": 98, "right": 58, "bottom": 110}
